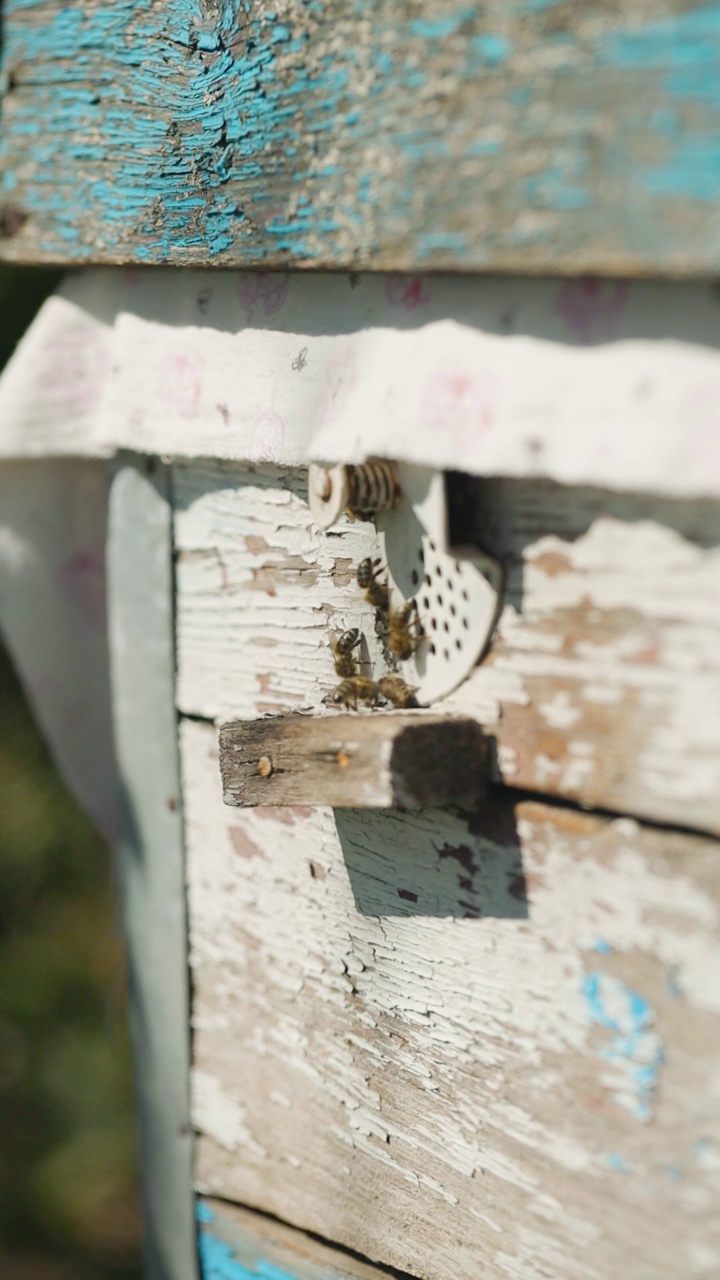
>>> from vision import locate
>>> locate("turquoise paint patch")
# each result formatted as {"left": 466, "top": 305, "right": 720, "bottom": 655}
{"left": 408, "top": 8, "right": 476, "bottom": 40}
{"left": 601, "top": 5, "right": 720, "bottom": 75}
{"left": 583, "top": 972, "right": 664, "bottom": 1122}
{"left": 600, "top": 4, "right": 720, "bottom": 202}
{"left": 416, "top": 231, "right": 469, "bottom": 257}
{"left": 605, "top": 1152, "right": 631, "bottom": 1172}
{"left": 525, "top": 172, "right": 590, "bottom": 210}
{"left": 197, "top": 1197, "right": 300, "bottom": 1280}
{"left": 199, "top": 1229, "right": 299, "bottom": 1280}
{"left": 470, "top": 34, "right": 511, "bottom": 65}
{"left": 593, "top": 939, "right": 613, "bottom": 954}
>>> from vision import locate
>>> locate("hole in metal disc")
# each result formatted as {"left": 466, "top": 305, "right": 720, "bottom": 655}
{"left": 436, "top": 593, "right": 443, "bottom": 607}
{"left": 443, "top": 647, "right": 450, "bottom": 660}
{"left": 423, "top": 596, "right": 430, "bottom": 610}
{"left": 411, "top": 569, "right": 418, "bottom": 586}
{"left": 450, "top": 604, "right": 456, "bottom": 617}
{"left": 431, "top": 617, "right": 437, "bottom": 631}
{"left": 434, "top": 564, "right": 443, "bottom": 577}
{"left": 429, "top": 540, "right": 437, "bottom": 552}
{"left": 425, "top": 574, "right": 432, "bottom": 586}
{"left": 455, "top": 638, "right": 462, "bottom": 650}
{"left": 443, "top": 621, "right": 449, "bottom": 633}
{"left": 462, "top": 589, "right": 469, "bottom": 601}
{"left": 430, "top": 642, "right": 436, "bottom": 655}
{"left": 462, "top": 617, "right": 469, "bottom": 629}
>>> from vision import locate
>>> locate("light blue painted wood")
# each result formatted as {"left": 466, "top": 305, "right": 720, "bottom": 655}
{"left": 107, "top": 457, "right": 198, "bottom": 1280}
{"left": 1, "top": 1, "right": 719, "bottom": 271}
{"left": 196, "top": 1199, "right": 388, "bottom": 1280}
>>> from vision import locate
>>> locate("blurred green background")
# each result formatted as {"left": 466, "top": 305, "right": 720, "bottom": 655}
{"left": 0, "top": 266, "right": 143, "bottom": 1280}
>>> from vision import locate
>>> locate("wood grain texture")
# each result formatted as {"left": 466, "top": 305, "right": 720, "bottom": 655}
{"left": 183, "top": 716, "right": 720, "bottom": 1280}
{"left": 172, "top": 459, "right": 720, "bottom": 835}
{"left": 2, "top": 2, "right": 720, "bottom": 272}
{"left": 219, "top": 713, "right": 489, "bottom": 809}
{"left": 197, "top": 1198, "right": 397, "bottom": 1279}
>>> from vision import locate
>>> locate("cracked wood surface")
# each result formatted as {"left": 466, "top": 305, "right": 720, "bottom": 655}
{"left": 184, "top": 716, "right": 720, "bottom": 1280}
{"left": 172, "top": 459, "right": 720, "bottom": 834}
{"left": 2, "top": 2, "right": 720, "bottom": 271}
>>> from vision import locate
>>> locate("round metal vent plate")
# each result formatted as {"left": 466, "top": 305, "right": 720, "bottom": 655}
{"left": 378, "top": 465, "right": 500, "bottom": 703}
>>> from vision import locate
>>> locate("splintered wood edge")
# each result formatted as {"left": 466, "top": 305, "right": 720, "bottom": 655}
{"left": 219, "top": 714, "right": 489, "bottom": 810}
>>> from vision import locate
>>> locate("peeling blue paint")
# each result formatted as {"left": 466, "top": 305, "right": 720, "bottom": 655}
{"left": 3, "top": 0, "right": 720, "bottom": 266}
{"left": 601, "top": 5, "right": 720, "bottom": 202}
{"left": 593, "top": 939, "right": 613, "bottom": 955}
{"left": 605, "top": 1152, "right": 631, "bottom": 1172}
{"left": 470, "top": 34, "right": 511, "bottom": 65}
{"left": 408, "top": 8, "right": 476, "bottom": 40}
{"left": 196, "top": 1200, "right": 299, "bottom": 1280}
{"left": 583, "top": 971, "right": 664, "bottom": 1122}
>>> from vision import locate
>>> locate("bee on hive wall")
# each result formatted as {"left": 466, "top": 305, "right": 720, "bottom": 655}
{"left": 385, "top": 599, "right": 424, "bottom": 662}
{"left": 330, "top": 628, "right": 361, "bottom": 678}
{"left": 356, "top": 557, "right": 389, "bottom": 613}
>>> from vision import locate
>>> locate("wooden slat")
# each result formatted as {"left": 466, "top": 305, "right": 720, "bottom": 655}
{"left": 219, "top": 713, "right": 489, "bottom": 809}
{"left": 183, "top": 717, "right": 720, "bottom": 1280}
{"left": 2, "top": 2, "right": 720, "bottom": 272}
{"left": 197, "top": 1198, "right": 395, "bottom": 1280}
{"left": 173, "top": 459, "right": 720, "bottom": 836}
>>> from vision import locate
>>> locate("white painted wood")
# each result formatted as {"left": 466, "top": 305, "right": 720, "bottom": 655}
{"left": 2, "top": 270, "right": 720, "bottom": 498}
{"left": 173, "top": 460, "right": 720, "bottom": 835}
{"left": 183, "top": 716, "right": 720, "bottom": 1280}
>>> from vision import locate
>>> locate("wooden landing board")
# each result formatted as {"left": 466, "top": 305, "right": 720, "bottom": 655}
{"left": 183, "top": 717, "right": 720, "bottom": 1280}
{"left": 173, "top": 460, "right": 720, "bottom": 836}
{"left": 219, "top": 713, "right": 489, "bottom": 809}
{"left": 197, "top": 1198, "right": 393, "bottom": 1279}
{"left": 2, "top": 2, "right": 720, "bottom": 272}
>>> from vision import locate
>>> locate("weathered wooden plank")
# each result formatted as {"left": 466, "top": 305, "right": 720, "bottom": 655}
{"left": 219, "top": 713, "right": 489, "bottom": 809}
{"left": 172, "top": 459, "right": 720, "bottom": 835}
{"left": 197, "top": 1198, "right": 396, "bottom": 1279}
{"left": 107, "top": 458, "right": 198, "bottom": 1280}
{"left": 2, "top": 2, "right": 720, "bottom": 272}
{"left": 183, "top": 716, "right": 720, "bottom": 1280}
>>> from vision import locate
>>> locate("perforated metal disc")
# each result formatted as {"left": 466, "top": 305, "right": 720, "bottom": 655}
{"left": 378, "top": 465, "right": 500, "bottom": 703}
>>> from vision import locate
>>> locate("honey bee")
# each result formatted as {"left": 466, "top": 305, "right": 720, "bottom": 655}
{"left": 324, "top": 677, "right": 383, "bottom": 710}
{"left": 386, "top": 599, "right": 424, "bottom": 662}
{"left": 330, "top": 628, "right": 361, "bottom": 678}
{"left": 357, "top": 556, "right": 389, "bottom": 613}
{"left": 377, "top": 676, "right": 420, "bottom": 708}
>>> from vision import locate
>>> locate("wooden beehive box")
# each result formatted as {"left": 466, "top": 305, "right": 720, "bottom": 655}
{"left": 0, "top": 4, "right": 719, "bottom": 1280}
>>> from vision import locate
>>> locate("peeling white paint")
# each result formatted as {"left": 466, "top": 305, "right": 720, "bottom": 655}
{"left": 184, "top": 719, "right": 720, "bottom": 1280}
{"left": 174, "top": 461, "right": 720, "bottom": 835}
